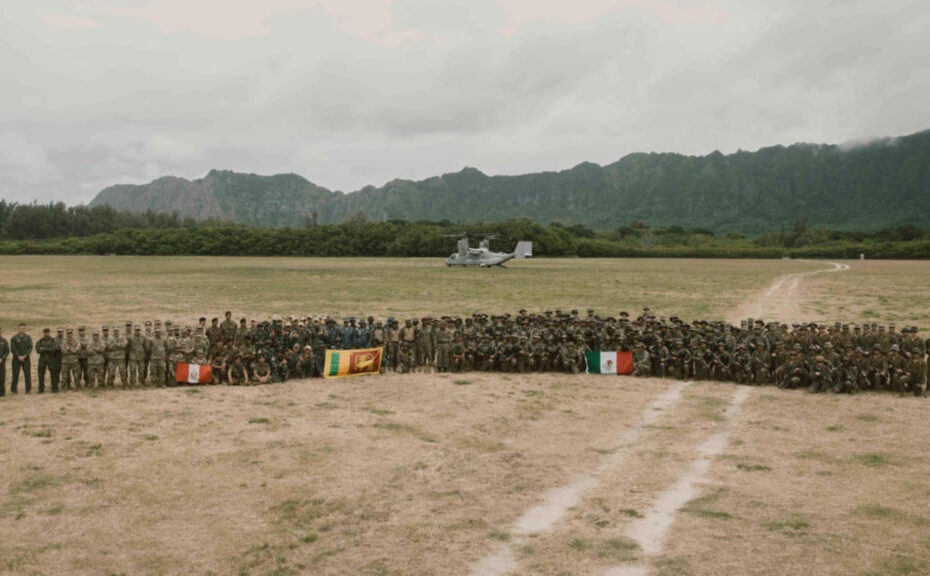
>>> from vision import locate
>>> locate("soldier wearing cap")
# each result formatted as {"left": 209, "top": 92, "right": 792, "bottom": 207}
{"left": 61, "top": 329, "right": 81, "bottom": 391}
{"left": 128, "top": 325, "right": 146, "bottom": 387}
{"left": 36, "top": 327, "right": 61, "bottom": 393}
{"left": 86, "top": 330, "right": 106, "bottom": 388}
{"left": 105, "top": 326, "right": 128, "bottom": 387}
{"left": 75, "top": 325, "right": 89, "bottom": 387}
{"left": 149, "top": 325, "right": 167, "bottom": 386}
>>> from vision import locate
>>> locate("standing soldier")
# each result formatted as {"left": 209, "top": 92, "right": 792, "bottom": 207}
{"left": 220, "top": 311, "right": 237, "bottom": 343}
{"left": 435, "top": 322, "right": 452, "bottom": 373}
{"left": 167, "top": 326, "right": 185, "bottom": 386}
{"left": 105, "top": 327, "right": 128, "bottom": 387}
{"left": 10, "top": 323, "right": 33, "bottom": 394}
{"left": 36, "top": 328, "right": 61, "bottom": 393}
{"left": 54, "top": 327, "right": 64, "bottom": 386}
{"left": 128, "top": 325, "right": 146, "bottom": 387}
{"left": 417, "top": 318, "right": 434, "bottom": 371}
{"left": 0, "top": 326, "right": 8, "bottom": 396}
{"left": 149, "top": 326, "right": 167, "bottom": 386}
{"left": 76, "top": 325, "right": 89, "bottom": 387}
{"left": 61, "top": 329, "right": 81, "bottom": 390}
{"left": 100, "top": 325, "right": 111, "bottom": 383}
{"left": 86, "top": 331, "right": 106, "bottom": 389}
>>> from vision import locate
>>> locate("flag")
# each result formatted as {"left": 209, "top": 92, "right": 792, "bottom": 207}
{"left": 584, "top": 351, "right": 634, "bottom": 375}
{"left": 324, "top": 347, "right": 383, "bottom": 379}
{"left": 175, "top": 362, "right": 213, "bottom": 384}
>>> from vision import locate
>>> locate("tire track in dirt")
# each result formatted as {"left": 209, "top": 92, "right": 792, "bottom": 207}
{"left": 470, "top": 381, "right": 692, "bottom": 576}
{"left": 602, "top": 386, "right": 751, "bottom": 576}
{"left": 726, "top": 260, "right": 850, "bottom": 325}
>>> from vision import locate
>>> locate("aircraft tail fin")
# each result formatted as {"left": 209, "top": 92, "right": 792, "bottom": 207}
{"left": 514, "top": 241, "right": 533, "bottom": 259}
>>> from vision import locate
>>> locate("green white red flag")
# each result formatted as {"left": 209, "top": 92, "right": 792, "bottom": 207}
{"left": 584, "top": 351, "right": 634, "bottom": 375}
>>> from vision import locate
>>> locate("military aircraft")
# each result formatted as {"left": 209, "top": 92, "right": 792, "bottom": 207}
{"left": 444, "top": 235, "right": 533, "bottom": 267}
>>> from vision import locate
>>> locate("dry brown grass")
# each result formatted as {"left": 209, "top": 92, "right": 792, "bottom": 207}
{"left": 1, "top": 256, "right": 929, "bottom": 575}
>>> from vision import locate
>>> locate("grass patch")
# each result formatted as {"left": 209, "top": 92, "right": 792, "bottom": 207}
{"left": 793, "top": 449, "right": 831, "bottom": 461}
{"left": 853, "top": 504, "right": 907, "bottom": 520}
{"left": 363, "top": 406, "right": 395, "bottom": 416}
{"left": 736, "top": 462, "right": 771, "bottom": 472}
{"left": 142, "top": 434, "right": 159, "bottom": 441}
{"left": 861, "top": 555, "right": 927, "bottom": 576}
{"left": 620, "top": 508, "right": 643, "bottom": 518}
{"left": 695, "top": 395, "right": 727, "bottom": 422}
{"left": 851, "top": 453, "right": 893, "bottom": 467}
{"left": 10, "top": 472, "right": 59, "bottom": 495}
{"left": 856, "top": 413, "right": 881, "bottom": 423}
{"left": 315, "top": 401, "right": 339, "bottom": 410}
{"left": 452, "top": 379, "right": 472, "bottom": 386}
{"left": 683, "top": 489, "right": 733, "bottom": 520}
{"left": 488, "top": 531, "right": 510, "bottom": 542}
{"left": 656, "top": 556, "right": 691, "bottom": 576}
{"left": 522, "top": 389, "right": 543, "bottom": 397}
{"left": 764, "top": 514, "right": 811, "bottom": 533}
{"left": 826, "top": 424, "right": 846, "bottom": 432}
{"left": 248, "top": 417, "right": 271, "bottom": 424}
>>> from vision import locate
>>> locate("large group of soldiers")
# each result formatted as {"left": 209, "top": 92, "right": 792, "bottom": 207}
{"left": 0, "top": 308, "right": 926, "bottom": 397}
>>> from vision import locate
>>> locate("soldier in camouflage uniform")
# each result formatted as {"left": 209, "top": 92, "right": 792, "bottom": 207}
{"left": 60, "top": 329, "right": 81, "bottom": 391}
{"left": 128, "top": 325, "right": 146, "bottom": 387}
{"left": 105, "top": 327, "right": 128, "bottom": 387}
{"left": 149, "top": 327, "right": 167, "bottom": 386}
{"left": 86, "top": 330, "right": 106, "bottom": 389}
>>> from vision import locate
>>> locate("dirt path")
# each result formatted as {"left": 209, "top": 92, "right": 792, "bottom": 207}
{"left": 470, "top": 382, "right": 691, "bottom": 576}
{"left": 602, "top": 386, "right": 750, "bottom": 576}
{"left": 725, "top": 260, "right": 850, "bottom": 324}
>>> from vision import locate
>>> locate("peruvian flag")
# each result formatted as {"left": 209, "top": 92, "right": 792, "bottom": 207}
{"left": 175, "top": 363, "right": 213, "bottom": 384}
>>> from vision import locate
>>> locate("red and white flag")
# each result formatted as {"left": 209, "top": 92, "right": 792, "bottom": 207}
{"left": 175, "top": 363, "right": 213, "bottom": 384}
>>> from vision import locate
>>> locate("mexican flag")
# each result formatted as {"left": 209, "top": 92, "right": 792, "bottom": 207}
{"left": 175, "top": 362, "right": 213, "bottom": 384}
{"left": 324, "top": 347, "right": 384, "bottom": 379}
{"left": 584, "top": 351, "right": 634, "bottom": 375}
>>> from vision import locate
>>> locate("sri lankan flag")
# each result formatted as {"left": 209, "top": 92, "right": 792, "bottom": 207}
{"left": 323, "top": 347, "right": 384, "bottom": 379}
{"left": 584, "top": 351, "right": 634, "bottom": 375}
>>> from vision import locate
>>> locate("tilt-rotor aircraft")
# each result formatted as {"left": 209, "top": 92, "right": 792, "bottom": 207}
{"left": 444, "top": 235, "right": 533, "bottom": 267}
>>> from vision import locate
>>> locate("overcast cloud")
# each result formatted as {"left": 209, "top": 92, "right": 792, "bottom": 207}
{"left": 1, "top": 0, "right": 928, "bottom": 203}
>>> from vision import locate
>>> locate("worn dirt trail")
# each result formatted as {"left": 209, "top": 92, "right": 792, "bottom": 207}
{"left": 470, "top": 382, "right": 692, "bottom": 576}
{"left": 725, "top": 260, "right": 850, "bottom": 324}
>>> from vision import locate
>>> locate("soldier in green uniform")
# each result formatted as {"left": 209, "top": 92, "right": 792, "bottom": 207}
{"left": 10, "top": 323, "right": 33, "bottom": 394}
{"left": 128, "top": 325, "right": 146, "bottom": 387}
{"left": 0, "top": 326, "right": 8, "bottom": 396}
{"left": 105, "top": 327, "right": 128, "bottom": 387}
{"left": 61, "top": 329, "right": 81, "bottom": 390}
{"left": 36, "top": 328, "right": 61, "bottom": 393}
{"left": 149, "top": 327, "right": 167, "bottom": 386}
{"left": 633, "top": 342, "right": 651, "bottom": 377}
{"left": 252, "top": 354, "right": 272, "bottom": 384}
{"left": 76, "top": 325, "right": 89, "bottom": 387}
{"left": 228, "top": 355, "right": 248, "bottom": 386}
{"left": 86, "top": 330, "right": 106, "bottom": 388}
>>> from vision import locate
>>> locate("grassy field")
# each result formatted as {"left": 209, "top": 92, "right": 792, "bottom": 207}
{"left": 1, "top": 256, "right": 929, "bottom": 576}
{"left": 0, "top": 256, "right": 820, "bottom": 329}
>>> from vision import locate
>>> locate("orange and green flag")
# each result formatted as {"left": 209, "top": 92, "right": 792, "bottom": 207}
{"left": 323, "top": 347, "right": 384, "bottom": 379}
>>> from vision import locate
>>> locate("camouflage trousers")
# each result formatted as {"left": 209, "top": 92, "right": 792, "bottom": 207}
{"left": 61, "top": 361, "right": 81, "bottom": 390}
{"left": 86, "top": 363, "right": 105, "bottom": 388}
{"left": 106, "top": 359, "right": 127, "bottom": 387}
{"left": 149, "top": 358, "right": 166, "bottom": 387}
{"left": 128, "top": 358, "right": 145, "bottom": 386}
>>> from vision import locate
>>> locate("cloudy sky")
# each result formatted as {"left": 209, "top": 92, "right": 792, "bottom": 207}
{"left": 2, "top": 0, "right": 928, "bottom": 204}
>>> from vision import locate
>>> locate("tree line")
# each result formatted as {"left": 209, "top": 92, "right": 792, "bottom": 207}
{"left": 0, "top": 200, "right": 928, "bottom": 259}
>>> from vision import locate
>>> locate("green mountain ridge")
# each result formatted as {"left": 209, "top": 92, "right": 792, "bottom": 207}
{"left": 88, "top": 129, "right": 930, "bottom": 232}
